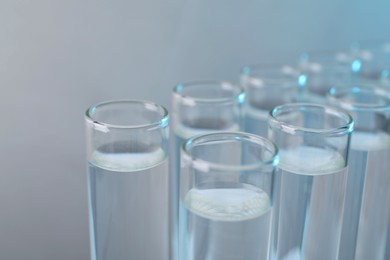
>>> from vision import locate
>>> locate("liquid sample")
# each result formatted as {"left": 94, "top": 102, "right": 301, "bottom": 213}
{"left": 179, "top": 184, "right": 272, "bottom": 260}
{"left": 88, "top": 141, "right": 169, "bottom": 260}
{"left": 271, "top": 146, "right": 347, "bottom": 260}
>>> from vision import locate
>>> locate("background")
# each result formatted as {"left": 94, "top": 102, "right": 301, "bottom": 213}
{"left": 0, "top": 0, "right": 389, "bottom": 259}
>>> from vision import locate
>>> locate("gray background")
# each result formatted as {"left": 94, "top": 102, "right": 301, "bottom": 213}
{"left": 0, "top": 0, "right": 389, "bottom": 259}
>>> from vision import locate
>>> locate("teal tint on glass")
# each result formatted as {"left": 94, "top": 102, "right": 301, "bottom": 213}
{"left": 352, "top": 59, "right": 362, "bottom": 73}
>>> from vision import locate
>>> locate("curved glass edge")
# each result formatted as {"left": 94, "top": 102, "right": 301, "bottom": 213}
{"left": 268, "top": 103, "right": 354, "bottom": 136}
{"left": 172, "top": 80, "right": 245, "bottom": 105}
{"left": 328, "top": 85, "right": 390, "bottom": 112}
{"left": 85, "top": 99, "right": 169, "bottom": 131}
{"left": 181, "top": 131, "right": 279, "bottom": 172}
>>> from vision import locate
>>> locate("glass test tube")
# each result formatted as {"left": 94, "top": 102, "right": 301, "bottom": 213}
{"left": 240, "top": 64, "right": 300, "bottom": 136}
{"left": 350, "top": 42, "right": 390, "bottom": 84}
{"left": 328, "top": 86, "right": 390, "bottom": 260}
{"left": 85, "top": 100, "right": 170, "bottom": 260}
{"left": 170, "top": 81, "right": 245, "bottom": 259}
{"left": 298, "top": 51, "right": 355, "bottom": 103}
{"left": 179, "top": 132, "right": 279, "bottom": 260}
{"left": 268, "top": 103, "right": 353, "bottom": 260}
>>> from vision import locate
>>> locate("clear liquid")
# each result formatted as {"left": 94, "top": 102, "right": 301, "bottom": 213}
{"left": 340, "top": 131, "right": 390, "bottom": 260}
{"left": 179, "top": 184, "right": 272, "bottom": 260}
{"left": 88, "top": 142, "right": 169, "bottom": 260}
{"left": 271, "top": 146, "right": 347, "bottom": 260}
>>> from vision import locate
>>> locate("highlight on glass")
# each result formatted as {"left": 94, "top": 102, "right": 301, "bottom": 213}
{"left": 240, "top": 64, "right": 300, "bottom": 136}
{"left": 268, "top": 103, "right": 354, "bottom": 260}
{"left": 179, "top": 132, "right": 278, "bottom": 260}
{"left": 328, "top": 86, "right": 390, "bottom": 260}
{"left": 85, "top": 100, "right": 170, "bottom": 260}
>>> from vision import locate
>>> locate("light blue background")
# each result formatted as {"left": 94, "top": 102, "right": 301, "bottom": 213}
{"left": 0, "top": 0, "right": 389, "bottom": 259}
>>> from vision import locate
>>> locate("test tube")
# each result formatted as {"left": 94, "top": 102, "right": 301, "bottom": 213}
{"left": 85, "top": 100, "right": 170, "bottom": 260}
{"left": 170, "top": 81, "right": 245, "bottom": 259}
{"left": 298, "top": 51, "right": 355, "bottom": 103}
{"left": 240, "top": 64, "right": 300, "bottom": 136}
{"left": 350, "top": 42, "right": 390, "bottom": 83}
{"left": 268, "top": 103, "right": 353, "bottom": 260}
{"left": 179, "top": 132, "right": 278, "bottom": 260}
{"left": 328, "top": 86, "right": 390, "bottom": 260}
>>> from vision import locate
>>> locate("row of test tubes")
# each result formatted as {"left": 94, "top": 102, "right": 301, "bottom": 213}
{"left": 84, "top": 42, "right": 390, "bottom": 260}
